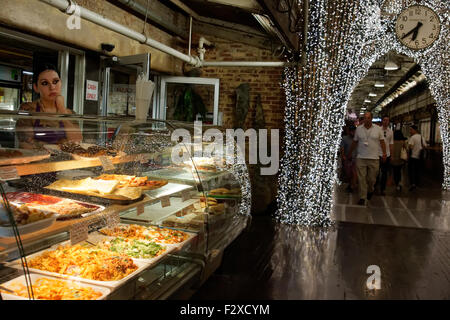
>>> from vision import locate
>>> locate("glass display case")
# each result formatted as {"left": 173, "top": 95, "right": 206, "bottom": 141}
{"left": 0, "top": 110, "right": 251, "bottom": 300}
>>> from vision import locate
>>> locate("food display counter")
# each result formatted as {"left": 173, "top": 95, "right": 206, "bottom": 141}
{"left": 0, "top": 111, "right": 251, "bottom": 300}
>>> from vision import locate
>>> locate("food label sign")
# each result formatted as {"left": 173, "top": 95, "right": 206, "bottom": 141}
{"left": 137, "top": 204, "right": 145, "bottom": 216}
{"left": 105, "top": 211, "right": 120, "bottom": 228}
{"left": 99, "top": 156, "right": 115, "bottom": 171}
{"left": 70, "top": 221, "right": 89, "bottom": 245}
{"left": 181, "top": 190, "right": 190, "bottom": 202}
{"left": 86, "top": 80, "right": 98, "bottom": 101}
{"left": 161, "top": 196, "right": 171, "bottom": 208}
{"left": 0, "top": 167, "right": 20, "bottom": 181}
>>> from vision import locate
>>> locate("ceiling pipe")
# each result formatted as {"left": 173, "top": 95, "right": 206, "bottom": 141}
{"left": 39, "top": 0, "right": 201, "bottom": 66}
{"left": 39, "top": 0, "right": 285, "bottom": 67}
{"left": 198, "top": 36, "right": 214, "bottom": 61}
{"left": 188, "top": 16, "right": 193, "bottom": 57}
{"left": 202, "top": 61, "right": 285, "bottom": 67}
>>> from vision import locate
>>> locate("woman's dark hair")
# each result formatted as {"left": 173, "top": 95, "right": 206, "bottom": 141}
{"left": 33, "top": 63, "right": 60, "bottom": 84}
{"left": 394, "top": 130, "right": 406, "bottom": 140}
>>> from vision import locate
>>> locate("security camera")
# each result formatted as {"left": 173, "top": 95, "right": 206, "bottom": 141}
{"left": 101, "top": 43, "right": 115, "bottom": 52}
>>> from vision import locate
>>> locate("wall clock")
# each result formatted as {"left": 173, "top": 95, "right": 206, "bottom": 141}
{"left": 395, "top": 5, "right": 441, "bottom": 50}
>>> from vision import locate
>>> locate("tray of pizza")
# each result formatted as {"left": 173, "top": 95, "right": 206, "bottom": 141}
{"left": 6, "top": 241, "right": 149, "bottom": 289}
{"left": 0, "top": 212, "right": 56, "bottom": 238}
{"left": 0, "top": 273, "right": 111, "bottom": 300}
{"left": 0, "top": 148, "right": 50, "bottom": 166}
{"left": 5, "top": 192, "right": 105, "bottom": 220}
{"left": 93, "top": 174, "right": 168, "bottom": 191}
{"left": 98, "top": 223, "right": 197, "bottom": 251}
{"left": 206, "top": 187, "right": 242, "bottom": 199}
{"left": 44, "top": 142, "right": 125, "bottom": 160}
{"left": 45, "top": 177, "right": 143, "bottom": 203}
{"left": 91, "top": 234, "right": 177, "bottom": 266}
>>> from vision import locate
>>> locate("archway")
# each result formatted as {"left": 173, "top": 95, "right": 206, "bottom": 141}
{"left": 276, "top": 0, "right": 448, "bottom": 227}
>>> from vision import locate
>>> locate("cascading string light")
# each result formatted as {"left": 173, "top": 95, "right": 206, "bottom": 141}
{"left": 276, "top": 0, "right": 449, "bottom": 227}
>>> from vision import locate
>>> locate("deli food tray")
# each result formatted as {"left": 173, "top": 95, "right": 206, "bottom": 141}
{"left": 44, "top": 143, "right": 126, "bottom": 160}
{"left": 0, "top": 273, "right": 111, "bottom": 300}
{"left": 0, "top": 148, "right": 50, "bottom": 166}
{"left": 82, "top": 233, "right": 178, "bottom": 266}
{"left": 6, "top": 243, "right": 149, "bottom": 289}
{"left": 6, "top": 191, "right": 106, "bottom": 220}
{"left": 99, "top": 223, "right": 198, "bottom": 252}
{"left": 0, "top": 215, "right": 56, "bottom": 238}
{"left": 43, "top": 188, "right": 144, "bottom": 206}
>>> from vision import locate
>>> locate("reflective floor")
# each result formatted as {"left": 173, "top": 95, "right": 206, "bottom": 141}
{"left": 333, "top": 175, "right": 450, "bottom": 231}
{"left": 191, "top": 175, "right": 450, "bottom": 300}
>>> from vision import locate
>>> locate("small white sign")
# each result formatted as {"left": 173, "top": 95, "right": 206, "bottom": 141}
{"left": 181, "top": 190, "right": 190, "bottom": 202}
{"left": 137, "top": 204, "right": 145, "bottom": 216}
{"left": 86, "top": 80, "right": 98, "bottom": 101}
{"left": 105, "top": 212, "right": 120, "bottom": 228}
{"left": 0, "top": 167, "right": 20, "bottom": 181}
{"left": 161, "top": 196, "right": 171, "bottom": 208}
{"left": 70, "top": 221, "right": 88, "bottom": 245}
{"left": 99, "top": 156, "right": 115, "bottom": 171}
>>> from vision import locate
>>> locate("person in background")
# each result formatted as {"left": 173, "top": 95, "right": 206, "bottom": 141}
{"left": 408, "top": 125, "right": 427, "bottom": 191}
{"left": 378, "top": 116, "right": 394, "bottom": 195}
{"left": 16, "top": 63, "right": 82, "bottom": 149}
{"left": 340, "top": 125, "right": 357, "bottom": 192}
{"left": 348, "top": 112, "right": 387, "bottom": 205}
{"left": 391, "top": 130, "right": 408, "bottom": 191}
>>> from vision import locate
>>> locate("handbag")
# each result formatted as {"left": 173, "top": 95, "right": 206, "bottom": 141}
{"left": 400, "top": 145, "right": 408, "bottom": 161}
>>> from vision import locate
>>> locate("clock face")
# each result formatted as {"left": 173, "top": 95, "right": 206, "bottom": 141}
{"left": 395, "top": 5, "right": 441, "bottom": 50}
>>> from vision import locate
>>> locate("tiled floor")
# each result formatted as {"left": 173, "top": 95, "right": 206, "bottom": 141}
{"left": 190, "top": 174, "right": 450, "bottom": 300}
{"left": 332, "top": 178, "right": 450, "bottom": 231}
{"left": 191, "top": 216, "right": 450, "bottom": 299}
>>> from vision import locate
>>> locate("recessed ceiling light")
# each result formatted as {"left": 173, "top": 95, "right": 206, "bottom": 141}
{"left": 368, "top": 92, "right": 377, "bottom": 97}
{"left": 364, "top": 99, "right": 371, "bottom": 103}
{"left": 374, "top": 81, "right": 385, "bottom": 88}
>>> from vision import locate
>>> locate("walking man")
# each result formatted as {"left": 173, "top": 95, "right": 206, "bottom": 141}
{"left": 379, "top": 116, "right": 394, "bottom": 195}
{"left": 408, "top": 125, "right": 427, "bottom": 191}
{"left": 348, "top": 112, "right": 387, "bottom": 205}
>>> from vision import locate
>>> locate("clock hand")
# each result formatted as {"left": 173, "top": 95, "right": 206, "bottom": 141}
{"left": 401, "top": 22, "right": 423, "bottom": 40}
{"left": 411, "top": 22, "right": 423, "bottom": 41}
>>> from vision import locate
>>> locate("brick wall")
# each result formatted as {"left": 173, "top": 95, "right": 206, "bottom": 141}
{"left": 195, "top": 36, "right": 285, "bottom": 131}
{"left": 190, "top": 35, "right": 285, "bottom": 214}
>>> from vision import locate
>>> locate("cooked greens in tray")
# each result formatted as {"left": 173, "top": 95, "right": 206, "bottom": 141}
{"left": 101, "top": 237, "right": 166, "bottom": 259}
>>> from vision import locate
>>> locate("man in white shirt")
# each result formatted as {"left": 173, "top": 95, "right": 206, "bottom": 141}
{"left": 378, "top": 116, "right": 394, "bottom": 195}
{"left": 348, "top": 112, "right": 387, "bottom": 205}
{"left": 408, "top": 125, "right": 427, "bottom": 190}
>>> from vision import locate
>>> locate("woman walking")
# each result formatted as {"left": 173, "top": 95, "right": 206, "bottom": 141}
{"left": 391, "top": 130, "right": 408, "bottom": 191}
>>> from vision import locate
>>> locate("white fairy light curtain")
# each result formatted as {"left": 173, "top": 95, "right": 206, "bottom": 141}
{"left": 276, "top": 0, "right": 449, "bottom": 227}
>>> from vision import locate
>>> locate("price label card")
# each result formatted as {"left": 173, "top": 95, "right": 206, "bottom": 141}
{"left": 181, "top": 190, "right": 190, "bottom": 202}
{"left": 99, "top": 156, "right": 115, "bottom": 171}
{"left": 137, "top": 204, "right": 145, "bottom": 216}
{"left": 70, "top": 221, "right": 89, "bottom": 245}
{"left": 105, "top": 212, "right": 120, "bottom": 227}
{"left": 161, "top": 196, "right": 171, "bottom": 208}
{"left": 0, "top": 167, "right": 20, "bottom": 181}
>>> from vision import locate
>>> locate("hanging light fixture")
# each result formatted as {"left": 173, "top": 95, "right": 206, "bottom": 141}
{"left": 384, "top": 52, "right": 399, "bottom": 71}
{"left": 384, "top": 59, "right": 399, "bottom": 70}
